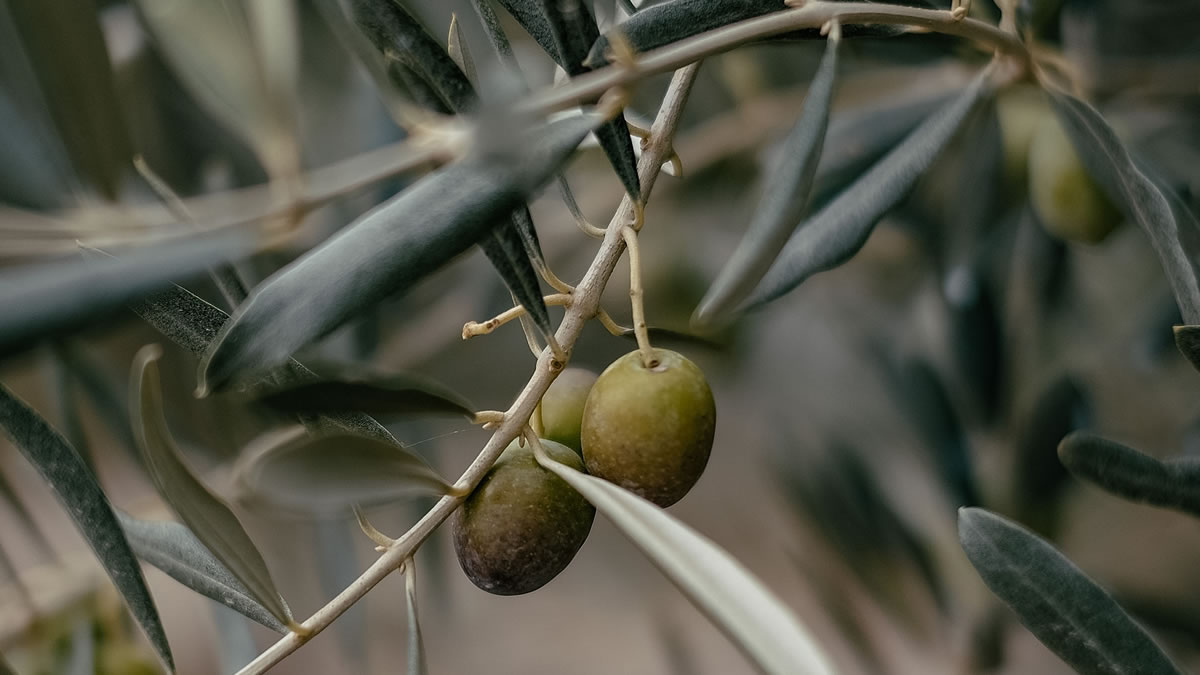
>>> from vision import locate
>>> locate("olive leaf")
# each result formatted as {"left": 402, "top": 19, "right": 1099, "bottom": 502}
{"left": 694, "top": 29, "right": 840, "bottom": 325}
{"left": 958, "top": 507, "right": 1181, "bottom": 675}
{"left": 197, "top": 112, "right": 601, "bottom": 393}
{"left": 1046, "top": 89, "right": 1200, "bottom": 324}
{"left": 745, "top": 67, "right": 993, "bottom": 309}
{"left": 0, "top": 383, "right": 174, "bottom": 672}
{"left": 117, "top": 511, "right": 289, "bottom": 633}
{"left": 812, "top": 86, "right": 957, "bottom": 208}
{"left": 470, "top": 0, "right": 521, "bottom": 71}
{"left": 539, "top": 0, "right": 641, "bottom": 200}
{"left": 78, "top": 248, "right": 403, "bottom": 447}
{"left": 135, "top": 0, "right": 299, "bottom": 175}
{"left": 0, "top": 84, "right": 73, "bottom": 209}
{"left": 1012, "top": 373, "right": 1089, "bottom": 532}
{"left": 1058, "top": 432, "right": 1200, "bottom": 519}
{"left": 0, "top": 229, "right": 255, "bottom": 361}
{"left": 536, "top": 450, "right": 836, "bottom": 675}
{"left": 495, "top": 0, "right": 560, "bottom": 58}
{"left": 1174, "top": 325, "right": 1200, "bottom": 373}
{"left": 344, "top": 0, "right": 555, "bottom": 340}
{"left": 583, "top": 0, "right": 909, "bottom": 69}
{"left": 132, "top": 344, "right": 294, "bottom": 629}
{"left": 404, "top": 560, "right": 428, "bottom": 675}
{"left": 232, "top": 426, "right": 452, "bottom": 513}
{"left": 2, "top": 0, "right": 131, "bottom": 200}
{"left": 943, "top": 263, "right": 1003, "bottom": 423}
{"left": 249, "top": 360, "right": 473, "bottom": 419}
{"left": 65, "top": 615, "right": 94, "bottom": 675}
{"left": 447, "top": 13, "right": 477, "bottom": 84}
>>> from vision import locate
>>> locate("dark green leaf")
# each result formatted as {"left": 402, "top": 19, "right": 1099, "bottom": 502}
{"left": 198, "top": 113, "right": 600, "bottom": 393}
{"left": 1059, "top": 432, "right": 1200, "bottom": 518}
{"left": 1175, "top": 325, "right": 1200, "bottom": 373}
{"left": 746, "top": 68, "right": 993, "bottom": 308}
{"left": 943, "top": 263, "right": 1004, "bottom": 423}
{"left": 470, "top": 0, "right": 520, "bottom": 72}
{"left": 495, "top": 0, "right": 560, "bottom": 59}
{"left": 345, "top": 0, "right": 554, "bottom": 337}
{"left": 536, "top": 449, "right": 835, "bottom": 675}
{"left": 4, "top": 0, "right": 131, "bottom": 200}
{"left": 80, "top": 245, "right": 404, "bottom": 448}
{"left": 349, "top": 0, "right": 475, "bottom": 112}
{"left": 250, "top": 360, "right": 473, "bottom": 419}
{"left": 132, "top": 344, "right": 294, "bottom": 629}
{"left": 812, "top": 86, "right": 957, "bottom": 208}
{"left": 232, "top": 426, "right": 451, "bottom": 513}
{"left": 958, "top": 507, "right": 1181, "bottom": 675}
{"left": 117, "top": 511, "right": 288, "bottom": 633}
{"left": 0, "top": 383, "right": 173, "bottom": 672}
{"left": 0, "top": 53, "right": 75, "bottom": 209}
{"left": 1047, "top": 90, "right": 1200, "bottom": 324}
{"left": 540, "top": 0, "right": 641, "bottom": 200}
{"left": 0, "top": 229, "right": 254, "bottom": 361}
{"left": 695, "top": 31, "right": 840, "bottom": 324}
{"left": 1012, "top": 374, "right": 1088, "bottom": 532}
{"left": 584, "top": 0, "right": 908, "bottom": 68}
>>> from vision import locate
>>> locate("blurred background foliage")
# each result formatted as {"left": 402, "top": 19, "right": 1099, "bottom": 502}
{"left": 1, "top": 0, "right": 1199, "bottom": 673}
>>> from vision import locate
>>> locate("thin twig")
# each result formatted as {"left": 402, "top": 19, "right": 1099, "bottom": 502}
{"left": 462, "top": 294, "right": 573, "bottom": 339}
{"left": 235, "top": 62, "right": 702, "bottom": 675}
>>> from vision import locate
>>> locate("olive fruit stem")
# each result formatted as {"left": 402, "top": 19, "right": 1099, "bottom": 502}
{"left": 234, "top": 63, "right": 701, "bottom": 675}
{"left": 621, "top": 225, "right": 658, "bottom": 368}
{"left": 462, "top": 294, "right": 573, "bottom": 339}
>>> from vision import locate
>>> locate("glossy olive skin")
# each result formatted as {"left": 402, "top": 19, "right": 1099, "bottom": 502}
{"left": 1028, "top": 110, "right": 1123, "bottom": 244}
{"left": 452, "top": 439, "right": 595, "bottom": 595}
{"left": 581, "top": 349, "right": 715, "bottom": 507}
{"left": 540, "top": 368, "right": 598, "bottom": 454}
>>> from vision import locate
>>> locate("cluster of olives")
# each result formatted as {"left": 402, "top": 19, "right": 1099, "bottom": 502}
{"left": 452, "top": 348, "right": 716, "bottom": 595}
{"left": 997, "top": 84, "right": 1123, "bottom": 244}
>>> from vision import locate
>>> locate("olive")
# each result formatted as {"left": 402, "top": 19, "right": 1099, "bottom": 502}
{"left": 452, "top": 439, "right": 595, "bottom": 595}
{"left": 581, "top": 348, "right": 715, "bottom": 507}
{"left": 540, "top": 368, "right": 598, "bottom": 454}
{"left": 1028, "top": 110, "right": 1123, "bottom": 244}
{"left": 996, "top": 84, "right": 1048, "bottom": 190}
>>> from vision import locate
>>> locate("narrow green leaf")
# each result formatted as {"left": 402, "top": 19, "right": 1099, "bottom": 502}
{"left": 3, "top": 0, "right": 131, "bottom": 200}
{"left": 136, "top": 0, "right": 297, "bottom": 174}
{"left": 346, "top": 0, "right": 553, "bottom": 337}
{"left": 539, "top": 0, "right": 641, "bottom": 200}
{"left": 1047, "top": 89, "right": 1200, "bottom": 324}
{"left": 584, "top": 0, "right": 908, "bottom": 68}
{"left": 65, "top": 615, "right": 94, "bottom": 675}
{"left": 250, "top": 361, "right": 473, "bottom": 419}
{"left": 695, "top": 31, "right": 840, "bottom": 324}
{"left": 495, "top": 0, "right": 561, "bottom": 59}
{"left": 536, "top": 450, "right": 836, "bottom": 675}
{"left": 80, "top": 245, "right": 403, "bottom": 448}
{"left": 959, "top": 507, "right": 1181, "bottom": 675}
{"left": 0, "top": 383, "right": 173, "bottom": 672}
{"left": 1012, "top": 374, "right": 1088, "bottom": 531}
{"left": 404, "top": 560, "right": 428, "bottom": 675}
{"left": 1175, "top": 325, "right": 1200, "bottom": 373}
{"left": 349, "top": 0, "right": 475, "bottom": 112}
{"left": 132, "top": 344, "right": 293, "bottom": 629}
{"left": 447, "top": 13, "right": 477, "bottom": 84}
{"left": 0, "top": 229, "right": 254, "bottom": 361}
{"left": 117, "top": 511, "right": 288, "bottom": 633}
{"left": 470, "top": 0, "right": 520, "bottom": 72}
{"left": 746, "top": 67, "right": 993, "bottom": 308}
{"left": 198, "top": 113, "right": 600, "bottom": 393}
{"left": 1059, "top": 432, "right": 1200, "bottom": 518}
{"left": 812, "top": 86, "right": 957, "bottom": 208}
{"left": 232, "top": 426, "right": 452, "bottom": 513}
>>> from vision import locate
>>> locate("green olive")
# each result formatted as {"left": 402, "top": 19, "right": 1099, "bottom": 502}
{"left": 1028, "top": 110, "right": 1123, "bottom": 244}
{"left": 540, "top": 367, "right": 598, "bottom": 454}
{"left": 452, "top": 439, "right": 595, "bottom": 595}
{"left": 581, "top": 348, "right": 715, "bottom": 507}
{"left": 996, "top": 84, "right": 1048, "bottom": 190}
